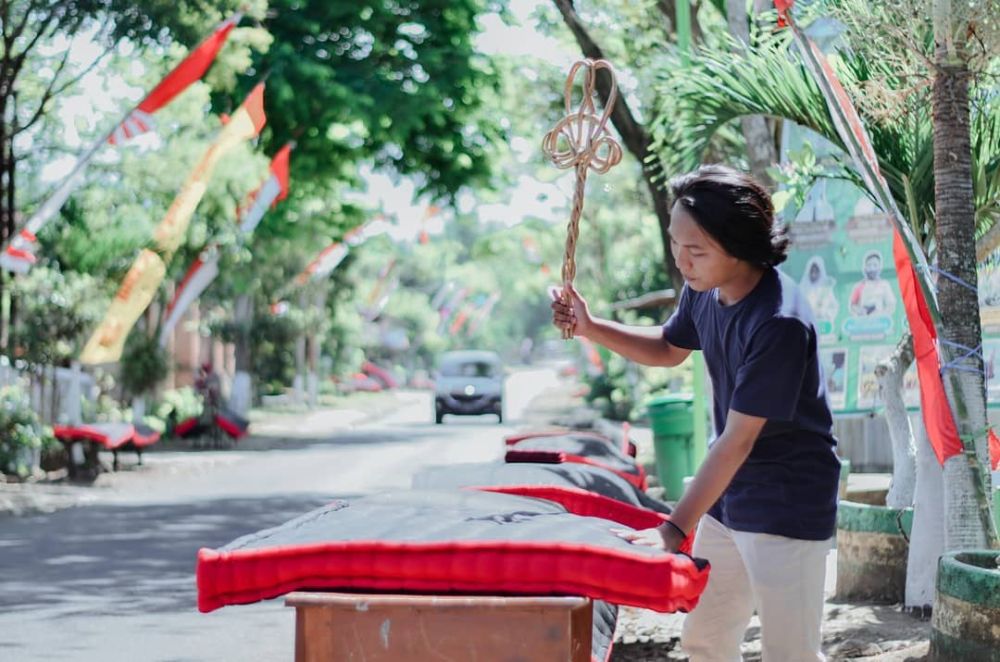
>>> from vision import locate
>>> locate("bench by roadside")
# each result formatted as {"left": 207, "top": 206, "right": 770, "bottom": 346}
{"left": 0, "top": 389, "right": 417, "bottom": 518}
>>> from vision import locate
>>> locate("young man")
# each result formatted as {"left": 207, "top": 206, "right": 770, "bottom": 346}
{"left": 551, "top": 165, "right": 840, "bottom": 661}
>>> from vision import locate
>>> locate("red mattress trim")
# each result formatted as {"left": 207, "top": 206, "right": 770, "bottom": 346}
{"left": 53, "top": 424, "right": 135, "bottom": 450}
{"left": 196, "top": 539, "right": 708, "bottom": 614}
{"left": 130, "top": 429, "right": 161, "bottom": 448}
{"left": 214, "top": 413, "right": 247, "bottom": 439}
{"left": 174, "top": 417, "right": 200, "bottom": 437}
{"left": 505, "top": 449, "right": 648, "bottom": 490}
{"left": 505, "top": 429, "right": 610, "bottom": 446}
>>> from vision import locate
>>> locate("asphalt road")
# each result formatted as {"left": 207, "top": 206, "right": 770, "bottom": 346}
{"left": 0, "top": 366, "right": 564, "bottom": 661}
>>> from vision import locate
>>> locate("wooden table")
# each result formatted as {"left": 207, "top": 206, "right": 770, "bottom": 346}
{"left": 285, "top": 592, "right": 593, "bottom": 661}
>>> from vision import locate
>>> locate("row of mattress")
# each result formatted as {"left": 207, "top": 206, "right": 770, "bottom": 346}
{"left": 195, "top": 426, "right": 710, "bottom": 661}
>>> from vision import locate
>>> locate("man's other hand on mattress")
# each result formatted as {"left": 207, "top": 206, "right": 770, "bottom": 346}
{"left": 612, "top": 524, "right": 683, "bottom": 553}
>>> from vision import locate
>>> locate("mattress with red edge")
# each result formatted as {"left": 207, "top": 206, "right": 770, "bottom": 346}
{"left": 52, "top": 422, "right": 137, "bottom": 450}
{"left": 197, "top": 490, "right": 708, "bottom": 617}
{"left": 130, "top": 423, "right": 161, "bottom": 448}
{"left": 214, "top": 407, "right": 249, "bottom": 440}
{"left": 414, "top": 460, "right": 672, "bottom": 515}
{"left": 506, "top": 428, "right": 638, "bottom": 458}
{"left": 507, "top": 433, "right": 648, "bottom": 489}
{"left": 174, "top": 417, "right": 203, "bottom": 438}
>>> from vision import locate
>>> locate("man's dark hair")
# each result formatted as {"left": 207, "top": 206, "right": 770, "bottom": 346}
{"left": 669, "top": 164, "right": 790, "bottom": 267}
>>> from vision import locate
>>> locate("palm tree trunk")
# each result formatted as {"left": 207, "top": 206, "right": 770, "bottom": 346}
{"left": 932, "top": 0, "right": 995, "bottom": 549}
{"left": 875, "top": 334, "right": 916, "bottom": 508}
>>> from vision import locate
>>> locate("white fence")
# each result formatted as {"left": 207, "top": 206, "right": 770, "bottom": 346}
{"left": 0, "top": 356, "right": 94, "bottom": 426}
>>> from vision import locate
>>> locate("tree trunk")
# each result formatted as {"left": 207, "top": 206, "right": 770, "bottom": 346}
{"left": 551, "top": 0, "right": 683, "bottom": 291}
{"left": 725, "top": 0, "right": 777, "bottom": 190}
{"left": 875, "top": 334, "right": 916, "bottom": 508}
{"left": 306, "top": 287, "right": 326, "bottom": 409}
{"left": 905, "top": 412, "right": 946, "bottom": 610}
{"left": 66, "top": 361, "right": 82, "bottom": 426}
{"left": 0, "top": 97, "right": 8, "bottom": 352}
{"left": 932, "top": 1, "right": 995, "bottom": 549}
{"left": 132, "top": 394, "right": 146, "bottom": 425}
{"left": 5, "top": 91, "right": 15, "bottom": 356}
{"left": 229, "top": 294, "right": 253, "bottom": 416}
{"left": 293, "top": 292, "right": 307, "bottom": 405}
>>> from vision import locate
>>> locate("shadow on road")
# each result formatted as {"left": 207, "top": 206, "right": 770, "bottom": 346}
{"left": 0, "top": 494, "right": 346, "bottom": 615}
{"left": 144, "top": 425, "right": 449, "bottom": 454}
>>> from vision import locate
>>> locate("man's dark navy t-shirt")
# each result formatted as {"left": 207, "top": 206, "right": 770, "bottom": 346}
{"left": 663, "top": 268, "right": 840, "bottom": 541}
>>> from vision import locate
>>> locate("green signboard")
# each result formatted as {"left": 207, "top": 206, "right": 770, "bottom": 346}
{"left": 783, "top": 127, "right": 998, "bottom": 413}
{"left": 782, "top": 129, "right": 920, "bottom": 413}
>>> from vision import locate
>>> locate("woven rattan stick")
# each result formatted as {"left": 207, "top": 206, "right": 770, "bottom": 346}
{"left": 541, "top": 59, "right": 622, "bottom": 338}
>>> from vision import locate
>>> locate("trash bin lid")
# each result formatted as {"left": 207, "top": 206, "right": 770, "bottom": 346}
{"left": 646, "top": 393, "right": 694, "bottom": 407}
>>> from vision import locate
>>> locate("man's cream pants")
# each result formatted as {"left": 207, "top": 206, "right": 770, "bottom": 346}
{"left": 681, "top": 514, "right": 831, "bottom": 662}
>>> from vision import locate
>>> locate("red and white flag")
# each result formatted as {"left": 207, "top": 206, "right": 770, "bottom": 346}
{"left": 158, "top": 247, "right": 220, "bottom": 347}
{"left": 989, "top": 428, "right": 1000, "bottom": 472}
{"left": 2, "top": 14, "right": 240, "bottom": 274}
{"left": 295, "top": 243, "right": 349, "bottom": 286}
{"left": 777, "top": 1, "right": 962, "bottom": 464}
{"left": 288, "top": 217, "right": 389, "bottom": 288}
{"left": 0, "top": 229, "right": 39, "bottom": 274}
{"left": 237, "top": 143, "right": 292, "bottom": 234}
{"left": 109, "top": 15, "right": 241, "bottom": 145}
{"left": 158, "top": 144, "right": 292, "bottom": 346}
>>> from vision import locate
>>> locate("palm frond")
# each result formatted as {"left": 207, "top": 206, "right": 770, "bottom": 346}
{"left": 650, "top": 27, "right": 1000, "bottom": 258}
{"left": 649, "top": 30, "right": 935, "bottom": 231}
{"left": 972, "top": 99, "right": 1000, "bottom": 256}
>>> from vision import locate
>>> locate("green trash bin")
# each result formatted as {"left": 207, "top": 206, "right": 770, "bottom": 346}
{"left": 647, "top": 394, "right": 696, "bottom": 501}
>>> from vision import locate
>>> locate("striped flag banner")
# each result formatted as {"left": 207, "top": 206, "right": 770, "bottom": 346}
{"left": 777, "top": 1, "right": 962, "bottom": 464}
{"left": 0, "top": 14, "right": 240, "bottom": 274}
{"left": 157, "top": 143, "right": 293, "bottom": 346}
{"left": 81, "top": 83, "right": 266, "bottom": 365}
{"left": 157, "top": 247, "right": 220, "bottom": 347}
{"left": 296, "top": 243, "right": 349, "bottom": 286}
{"left": 287, "top": 217, "right": 389, "bottom": 289}
{"left": 466, "top": 292, "right": 500, "bottom": 335}
{"left": 78, "top": 250, "right": 167, "bottom": 365}
{"left": 344, "top": 215, "right": 391, "bottom": 246}
{"left": 237, "top": 142, "right": 292, "bottom": 234}
{"left": 151, "top": 83, "right": 266, "bottom": 256}
{"left": 437, "top": 287, "right": 468, "bottom": 334}
{"left": 109, "top": 14, "right": 241, "bottom": 145}
{"left": 359, "top": 259, "right": 397, "bottom": 321}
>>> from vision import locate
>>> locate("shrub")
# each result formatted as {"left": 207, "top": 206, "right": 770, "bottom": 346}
{"left": 0, "top": 386, "right": 52, "bottom": 478}
{"left": 119, "top": 330, "right": 169, "bottom": 397}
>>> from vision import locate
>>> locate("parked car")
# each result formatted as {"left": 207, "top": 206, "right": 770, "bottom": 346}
{"left": 434, "top": 350, "right": 504, "bottom": 424}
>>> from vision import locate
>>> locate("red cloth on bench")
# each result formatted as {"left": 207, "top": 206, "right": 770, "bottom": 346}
{"left": 53, "top": 423, "right": 135, "bottom": 450}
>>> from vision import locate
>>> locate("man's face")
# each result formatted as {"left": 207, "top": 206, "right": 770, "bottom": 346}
{"left": 668, "top": 204, "right": 740, "bottom": 292}
{"left": 864, "top": 256, "right": 881, "bottom": 280}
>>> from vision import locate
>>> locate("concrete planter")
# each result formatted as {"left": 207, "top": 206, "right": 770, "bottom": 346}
{"left": 835, "top": 500, "right": 913, "bottom": 603}
{"left": 930, "top": 550, "right": 1000, "bottom": 661}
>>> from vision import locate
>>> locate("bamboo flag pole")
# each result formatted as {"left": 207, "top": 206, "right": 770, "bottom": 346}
{"left": 542, "top": 59, "right": 623, "bottom": 339}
